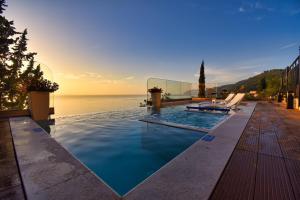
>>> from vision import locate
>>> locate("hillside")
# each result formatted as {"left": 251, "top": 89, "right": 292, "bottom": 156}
{"left": 217, "top": 69, "right": 284, "bottom": 96}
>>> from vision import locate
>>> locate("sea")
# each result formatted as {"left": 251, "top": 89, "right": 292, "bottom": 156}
{"left": 51, "top": 95, "right": 147, "bottom": 117}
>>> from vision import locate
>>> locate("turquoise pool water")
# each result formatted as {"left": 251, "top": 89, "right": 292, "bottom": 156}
{"left": 49, "top": 103, "right": 226, "bottom": 196}
{"left": 145, "top": 104, "right": 227, "bottom": 129}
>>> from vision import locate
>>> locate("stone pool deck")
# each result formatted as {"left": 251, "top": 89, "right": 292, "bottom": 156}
{"left": 9, "top": 117, "right": 119, "bottom": 200}
{"left": 1, "top": 101, "right": 300, "bottom": 200}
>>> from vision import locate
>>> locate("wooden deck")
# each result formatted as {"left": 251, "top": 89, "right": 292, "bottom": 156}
{"left": 0, "top": 118, "right": 26, "bottom": 199}
{"left": 210, "top": 102, "right": 300, "bottom": 200}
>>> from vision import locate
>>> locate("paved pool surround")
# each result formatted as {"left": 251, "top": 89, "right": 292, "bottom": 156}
{"left": 9, "top": 102, "right": 256, "bottom": 200}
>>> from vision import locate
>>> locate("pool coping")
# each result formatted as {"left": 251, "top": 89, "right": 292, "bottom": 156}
{"left": 140, "top": 103, "right": 236, "bottom": 134}
{"left": 9, "top": 117, "right": 120, "bottom": 200}
{"left": 124, "top": 102, "right": 256, "bottom": 200}
{"left": 139, "top": 118, "right": 211, "bottom": 133}
{"left": 9, "top": 101, "right": 256, "bottom": 200}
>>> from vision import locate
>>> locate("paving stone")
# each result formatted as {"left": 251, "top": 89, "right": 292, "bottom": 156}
{"left": 31, "top": 173, "right": 119, "bottom": 200}
{"left": 10, "top": 117, "right": 119, "bottom": 200}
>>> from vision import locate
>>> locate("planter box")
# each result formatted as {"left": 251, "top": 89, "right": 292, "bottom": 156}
{"left": 28, "top": 91, "right": 50, "bottom": 121}
{"left": 294, "top": 98, "right": 299, "bottom": 110}
{"left": 151, "top": 92, "right": 162, "bottom": 109}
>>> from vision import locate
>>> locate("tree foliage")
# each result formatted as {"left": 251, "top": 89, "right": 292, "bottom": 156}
{"left": 218, "top": 69, "right": 283, "bottom": 97}
{"left": 198, "top": 60, "right": 205, "bottom": 97}
{"left": 0, "top": 0, "right": 58, "bottom": 110}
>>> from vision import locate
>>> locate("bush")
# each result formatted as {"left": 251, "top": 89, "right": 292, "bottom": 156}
{"left": 244, "top": 93, "right": 262, "bottom": 101}
{"left": 27, "top": 79, "right": 59, "bottom": 92}
{"left": 148, "top": 87, "right": 163, "bottom": 93}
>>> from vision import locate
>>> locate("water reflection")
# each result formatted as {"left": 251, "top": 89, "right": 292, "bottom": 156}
{"left": 53, "top": 95, "right": 146, "bottom": 117}
{"left": 141, "top": 122, "right": 203, "bottom": 161}
{"left": 36, "top": 119, "right": 55, "bottom": 134}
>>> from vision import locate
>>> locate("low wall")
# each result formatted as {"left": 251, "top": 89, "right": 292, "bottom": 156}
{"left": 0, "top": 107, "right": 54, "bottom": 118}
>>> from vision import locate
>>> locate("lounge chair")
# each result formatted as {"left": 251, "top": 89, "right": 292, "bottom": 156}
{"left": 187, "top": 93, "right": 245, "bottom": 113}
{"left": 199, "top": 93, "right": 235, "bottom": 106}
{"left": 218, "top": 93, "right": 236, "bottom": 104}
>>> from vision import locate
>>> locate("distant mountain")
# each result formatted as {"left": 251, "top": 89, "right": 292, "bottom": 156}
{"left": 217, "top": 69, "right": 284, "bottom": 96}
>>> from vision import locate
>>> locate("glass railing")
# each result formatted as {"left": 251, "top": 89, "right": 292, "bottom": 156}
{"left": 147, "top": 78, "right": 218, "bottom": 103}
{"left": 147, "top": 78, "right": 192, "bottom": 102}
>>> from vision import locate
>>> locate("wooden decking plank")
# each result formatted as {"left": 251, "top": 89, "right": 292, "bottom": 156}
{"left": 254, "top": 154, "right": 295, "bottom": 200}
{"left": 259, "top": 132, "right": 283, "bottom": 157}
{"left": 211, "top": 102, "right": 300, "bottom": 200}
{"left": 0, "top": 119, "right": 26, "bottom": 200}
{"left": 286, "top": 159, "right": 300, "bottom": 199}
{"left": 236, "top": 134, "right": 259, "bottom": 153}
{"left": 210, "top": 149, "right": 256, "bottom": 200}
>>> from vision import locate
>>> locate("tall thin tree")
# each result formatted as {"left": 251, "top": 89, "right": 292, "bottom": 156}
{"left": 198, "top": 60, "right": 205, "bottom": 97}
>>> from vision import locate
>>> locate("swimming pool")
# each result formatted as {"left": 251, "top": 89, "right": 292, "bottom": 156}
{"left": 143, "top": 104, "right": 228, "bottom": 130}
{"left": 49, "top": 104, "right": 227, "bottom": 196}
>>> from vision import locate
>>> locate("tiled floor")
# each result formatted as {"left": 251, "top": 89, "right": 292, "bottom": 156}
{"left": 210, "top": 102, "right": 300, "bottom": 200}
{"left": 0, "top": 118, "right": 26, "bottom": 200}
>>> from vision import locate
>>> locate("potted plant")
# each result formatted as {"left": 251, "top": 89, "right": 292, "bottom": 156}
{"left": 27, "top": 79, "right": 59, "bottom": 121}
{"left": 148, "top": 87, "right": 163, "bottom": 109}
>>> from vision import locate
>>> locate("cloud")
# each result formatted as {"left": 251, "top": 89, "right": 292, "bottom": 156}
{"left": 254, "top": 2, "right": 262, "bottom": 9}
{"left": 238, "top": 7, "right": 245, "bottom": 12}
{"left": 237, "top": 65, "right": 262, "bottom": 70}
{"left": 255, "top": 16, "right": 263, "bottom": 21}
{"left": 290, "top": 9, "right": 300, "bottom": 15}
{"left": 194, "top": 61, "right": 270, "bottom": 85}
{"left": 238, "top": 2, "right": 274, "bottom": 13}
{"left": 56, "top": 72, "right": 102, "bottom": 80}
{"left": 97, "top": 79, "right": 120, "bottom": 84}
{"left": 65, "top": 74, "right": 81, "bottom": 80}
{"left": 85, "top": 72, "right": 102, "bottom": 78}
{"left": 280, "top": 42, "right": 298, "bottom": 50}
{"left": 194, "top": 67, "right": 249, "bottom": 85}
{"left": 124, "top": 76, "right": 134, "bottom": 80}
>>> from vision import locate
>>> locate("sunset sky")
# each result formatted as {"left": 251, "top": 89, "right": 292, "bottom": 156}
{"left": 5, "top": 0, "right": 300, "bottom": 95}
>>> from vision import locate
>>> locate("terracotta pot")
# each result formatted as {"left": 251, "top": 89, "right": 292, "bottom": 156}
{"left": 28, "top": 91, "right": 49, "bottom": 121}
{"left": 151, "top": 92, "right": 161, "bottom": 109}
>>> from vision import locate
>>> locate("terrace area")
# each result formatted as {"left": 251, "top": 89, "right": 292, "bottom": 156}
{"left": 211, "top": 102, "right": 300, "bottom": 200}
{"left": 1, "top": 101, "right": 300, "bottom": 200}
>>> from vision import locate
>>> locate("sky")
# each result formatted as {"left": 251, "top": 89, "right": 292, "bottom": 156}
{"left": 5, "top": 0, "right": 300, "bottom": 95}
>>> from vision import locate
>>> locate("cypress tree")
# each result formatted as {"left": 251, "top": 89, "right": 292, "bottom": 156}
{"left": 260, "top": 76, "right": 267, "bottom": 97}
{"left": 260, "top": 77, "right": 267, "bottom": 91}
{"left": 198, "top": 60, "right": 206, "bottom": 97}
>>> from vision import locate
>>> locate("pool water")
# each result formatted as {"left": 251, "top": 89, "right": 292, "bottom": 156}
{"left": 49, "top": 104, "right": 226, "bottom": 196}
{"left": 145, "top": 104, "right": 228, "bottom": 129}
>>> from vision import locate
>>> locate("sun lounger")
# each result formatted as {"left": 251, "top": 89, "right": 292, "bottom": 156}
{"left": 220, "top": 93, "right": 235, "bottom": 104}
{"left": 199, "top": 93, "right": 236, "bottom": 106}
{"left": 187, "top": 93, "right": 245, "bottom": 113}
